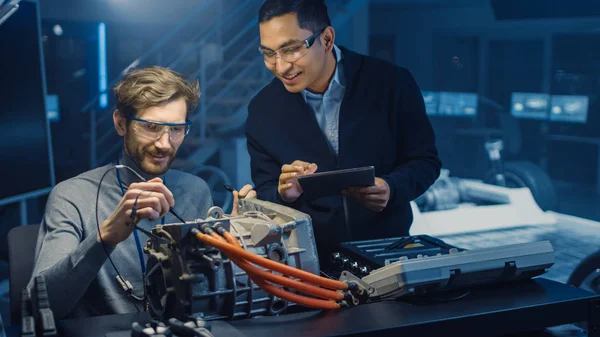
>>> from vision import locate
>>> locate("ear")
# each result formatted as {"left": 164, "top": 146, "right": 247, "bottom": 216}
{"left": 113, "top": 110, "right": 127, "bottom": 136}
{"left": 321, "top": 26, "right": 335, "bottom": 52}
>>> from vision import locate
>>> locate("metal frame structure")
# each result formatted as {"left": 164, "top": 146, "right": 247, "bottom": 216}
{"left": 0, "top": 0, "right": 56, "bottom": 226}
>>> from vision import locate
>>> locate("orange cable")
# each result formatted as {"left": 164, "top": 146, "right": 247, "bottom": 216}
{"left": 195, "top": 230, "right": 348, "bottom": 291}
{"left": 215, "top": 233, "right": 344, "bottom": 301}
{"left": 207, "top": 232, "right": 341, "bottom": 309}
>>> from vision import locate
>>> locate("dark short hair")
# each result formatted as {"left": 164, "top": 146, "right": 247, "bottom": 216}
{"left": 258, "top": 0, "right": 331, "bottom": 34}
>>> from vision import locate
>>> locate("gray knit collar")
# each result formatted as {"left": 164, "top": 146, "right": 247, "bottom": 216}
{"left": 117, "top": 149, "right": 169, "bottom": 186}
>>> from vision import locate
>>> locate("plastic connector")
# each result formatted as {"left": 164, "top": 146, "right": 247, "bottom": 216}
{"left": 116, "top": 275, "right": 134, "bottom": 293}
{"left": 37, "top": 308, "right": 57, "bottom": 337}
{"left": 200, "top": 224, "right": 214, "bottom": 235}
{"left": 20, "top": 289, "right": 36, "bottom": 337}
{"left": 167, "top": 317, "right": 215, "bottom": 337}
{"left": 131, "top": 320, "right": 172, "bottom": 337}
{"left": 21, "top": 316, "right": 36, "bottom": 337}
{"left": 34, "top": 276, "right": 57, "bottom": 336}
{"left": 212, "top": 223, "right": 226, "bottom": 236}
{"left": 34, "top": 276, "right": 50, "bottom": 309}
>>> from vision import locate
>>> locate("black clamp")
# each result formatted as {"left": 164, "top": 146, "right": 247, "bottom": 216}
{"left": 20, "top": 289, "right": 36, "bottom": 337}
{"left": 131, "top": 316, "right": 214, "bottom": 337}
{"left": 34, "top": 275, "right": 57, "bottom": 337}
{"left": 167, "top": 316, "right": 214, "bottom": 337}
{"left": 131, "top": 320, "right": 172, "bottom": 337}
{"left": 21, "top": 276, "right": 58, "bottom": 337}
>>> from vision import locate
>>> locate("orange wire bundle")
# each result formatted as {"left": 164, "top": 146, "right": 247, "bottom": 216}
{"left": 192, "top": 227, "right": 349, "bottom": 310}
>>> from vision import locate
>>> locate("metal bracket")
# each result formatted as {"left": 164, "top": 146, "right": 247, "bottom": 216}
{"left": 339, "top": 270, "right": 375, "bottom": 297}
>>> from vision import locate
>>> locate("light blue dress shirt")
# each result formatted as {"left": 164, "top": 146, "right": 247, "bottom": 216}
{"left": 301, "top": 44, "right": 345, "bottom": 155}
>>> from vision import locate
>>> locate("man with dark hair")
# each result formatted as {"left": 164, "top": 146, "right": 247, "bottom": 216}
{"left": 29, "top": 66, "right": 255, "bottom": 319}
{"left": 245, "top": 0, "right": 442, "bottom": 267}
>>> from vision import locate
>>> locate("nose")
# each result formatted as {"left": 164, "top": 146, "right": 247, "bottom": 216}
{"left": 155, "top": 132, "right": 171, "bottom": 150}
{"left": 276, "top": 57, "right": 292, "bottom": 75}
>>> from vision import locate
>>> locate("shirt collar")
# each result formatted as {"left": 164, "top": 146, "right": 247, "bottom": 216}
{"left": 331, "top": 44, "right": 345, "bottom": 89}
{"left": 302, "top": 44, "right": 345, "bottom": 100}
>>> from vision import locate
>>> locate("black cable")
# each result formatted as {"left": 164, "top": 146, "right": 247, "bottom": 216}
{"left": 409, "top": 288, "right": 472, "bottom": 304}
{"left": 115, "top": 164, "right": 185, "bottom": 312}
{"left": 116, "top": 165, "right": 187, "bottom": 223}
{"left": 428, "top": 288, "right": 471, "bottom": 302}
{"left": 96, "top": 166, "right": 140, "bottom": 313}
{"left": 97, "top": 164, "right": 190, "bottom": 313}
{"left": 133, "top": 225, "right": 172, "bottom": 246}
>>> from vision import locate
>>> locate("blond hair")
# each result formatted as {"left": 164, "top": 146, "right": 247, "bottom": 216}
{"left": 113, "top": 66, "right": 200, "bottom": 119}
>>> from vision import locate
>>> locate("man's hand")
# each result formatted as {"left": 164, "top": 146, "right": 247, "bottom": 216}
{"left": 231, "top": 184, "right": 257, "bottom": 215}
{"left": 344, "top": 177, "right": 390, "bottom": 212}
{"left": 98, "top": 177, "right": 175, "bottom": 246}
{"left": 278, "top": 160, "right": 318, "bottom": 203}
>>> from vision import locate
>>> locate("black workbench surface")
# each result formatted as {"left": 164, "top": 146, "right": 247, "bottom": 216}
{"left": 5, "top": 277, "right": 597, "bottom": 337}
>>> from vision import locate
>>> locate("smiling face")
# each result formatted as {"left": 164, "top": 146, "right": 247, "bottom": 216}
{"left": 259, "top": 13, "right": 334, "bottom": 93}
{"left": 111, "top": 66, "right": 200, "bottom": 175}
{"left": 114, "top": 97, "right": 187, "bottom": 176}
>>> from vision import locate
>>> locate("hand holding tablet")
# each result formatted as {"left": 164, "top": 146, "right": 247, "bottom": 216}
{"left": 296, "top": 166, "right": 376, "bottom": 200}
{"left": 278, "top": 160, "right": 319, "bottom": 203}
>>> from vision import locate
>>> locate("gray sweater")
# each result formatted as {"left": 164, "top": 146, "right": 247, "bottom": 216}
{"left": 28, "top": 152, "right": 213, "bottom": 319}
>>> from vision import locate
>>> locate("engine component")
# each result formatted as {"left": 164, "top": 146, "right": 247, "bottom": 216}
{"left": 191, "top": 226, "right": 353, "bottom": 310}
{"left": 484, "top": 139, "right": 507, "bottom": 187}
{"left": 483, "top": 137, "right": 557, "bottom": 211}
{"left": 143, "top": 198, "right": 321, "bottom": 321}
{"left": 484, "top": 161, "right": 558, "bottom": 211}
{"left": 341, "top": 240, "right": 554, "bottom": 300}
{"left": 142, "top": 196, "right": 558, "bottom": 322}
{"left": 334, "top": 235, "right": 463, "bottom": 272}
{"left": 413, "top": 171, "right": 471, "bottom": 211}
{"left": 131, "top": 317, "right": 215, "bottom": 337}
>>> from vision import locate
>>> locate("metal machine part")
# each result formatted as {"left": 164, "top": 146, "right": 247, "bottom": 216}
{"left": 334, "top": 235, "right": 464, "bottom": 272}
{"left": 417, "top": 138, "right": 555, "bottom": 214}
{"left": 414, "top": 169, "right": 511, "bottom": 212}
{"left": 142, "top": 196, "right": 557, "bottom": 321}
{"left": 413, "top": 173, "right": 466, "bottom": 211}
{"left": 485, "top": 139, "right": 507, "bottom": 187}
{"left": 353, "top": 240, "right": 554, "bottom": 299}
{"left": 143, "top": 198, "right": 320, "bottom": 321}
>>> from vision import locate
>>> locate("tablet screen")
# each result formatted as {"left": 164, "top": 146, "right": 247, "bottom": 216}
{"left": 297, "top": 166, "right": 375, "bottom": 200}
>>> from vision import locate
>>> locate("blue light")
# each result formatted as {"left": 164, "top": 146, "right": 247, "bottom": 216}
{"left": 46, "top": 95, "right": 60, "bottom": 122}
{"left": 100, "top": 93, "right": 108, "bottom": 107}
{"left": 98, "top": 22, "right": 107, "bottom": 108}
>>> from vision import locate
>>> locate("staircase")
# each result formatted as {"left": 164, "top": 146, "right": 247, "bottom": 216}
{"left": 81, "top": 0, "right": 368, "bottom": 210}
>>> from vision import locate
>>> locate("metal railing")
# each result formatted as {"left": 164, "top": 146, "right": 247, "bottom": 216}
{"left": 80, "top": 0, "right": 220, "bottom": 113}
{"left": 85, "top": 0, "right": 368, "bottom": 169}
{"left": 89, "top": 0, "right": 262, "bottom": 167}
{"left": 93, "top": 0, "right": 256, "bottom": 152}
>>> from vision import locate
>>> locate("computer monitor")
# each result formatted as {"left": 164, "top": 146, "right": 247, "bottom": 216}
{"left": 549, "top": 95, "right": 589, "bottom": 123}
{"left": 438, "top": 92, "right": 478, "bottom": 117}
{"left": 510, "top": 92, "right": 550, "bottom": 120}
{"left": 422, "top": 91, "right": 439, "bottom": 116}
{"left": 0, "top": 0, "right": 55, "bottom": 201}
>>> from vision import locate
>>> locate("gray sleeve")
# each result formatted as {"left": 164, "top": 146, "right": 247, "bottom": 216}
{"left": 28, "top": 184, "right": 113, "bottom": 319}
{"left": 197, "top": 178, "right": 214, "bottom": 216}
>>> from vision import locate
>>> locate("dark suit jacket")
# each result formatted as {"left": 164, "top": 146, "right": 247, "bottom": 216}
{"left": 245, "top": 46, "right": 442, "bottom": 266}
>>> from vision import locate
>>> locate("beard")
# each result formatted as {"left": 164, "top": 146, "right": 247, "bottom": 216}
{"left": 124, "top": 132, "right": 176, "bottom": 176}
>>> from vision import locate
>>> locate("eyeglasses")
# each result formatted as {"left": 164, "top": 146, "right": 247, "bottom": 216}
{"left": 129, "top": 116, "right": 192, "bottom": 143}
{"left": 259, "top": 27, "right": 326, "bottom": 64}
